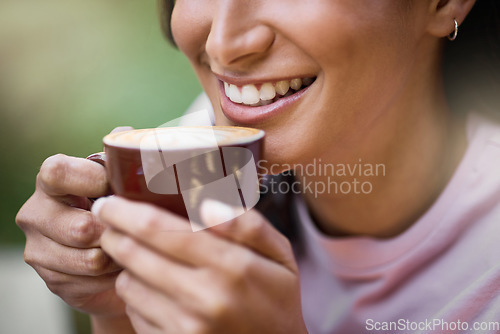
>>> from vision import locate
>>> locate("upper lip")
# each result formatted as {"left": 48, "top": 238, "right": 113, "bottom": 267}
{"left": 213, "top": 72, "right": 316, "bottom": 86}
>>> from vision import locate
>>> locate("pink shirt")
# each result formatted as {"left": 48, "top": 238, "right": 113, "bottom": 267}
{"left": 295, "top": 113, "right": 500, "bottom": 333}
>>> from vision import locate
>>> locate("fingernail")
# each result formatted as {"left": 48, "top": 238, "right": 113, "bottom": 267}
{"left": 110, "top": 126, "right": 134, "bottom": 134}
{"left": 91, "top": 196, "right": 110, "bottom": 216}
{"left": 200, "top": 199, "right": 238, "bottom": 227}
{"left": 116, "top": 271, "right": 130, "bottom": 291}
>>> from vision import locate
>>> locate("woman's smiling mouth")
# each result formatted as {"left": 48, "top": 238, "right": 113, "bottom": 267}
{"left": 222, "top": 77, "right": 316, "bottom": 106}
{"left": 217, "top": 75, "right": 317, "bottom": 125}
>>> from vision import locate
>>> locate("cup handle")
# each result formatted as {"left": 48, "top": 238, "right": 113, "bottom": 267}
{"left": 86, "top": 152, "right": 111, "bottom": 202}
{"left": 86, "top": 152, "right": 106, "bottom": 167}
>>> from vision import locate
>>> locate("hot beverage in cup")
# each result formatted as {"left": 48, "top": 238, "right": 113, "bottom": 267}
{"left": 89, "top": 126, "right": 264, "bottom": 231}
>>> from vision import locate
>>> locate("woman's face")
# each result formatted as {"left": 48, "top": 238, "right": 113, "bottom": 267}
{"left": 171, "top": 0, "right": 432, "bottom": 168}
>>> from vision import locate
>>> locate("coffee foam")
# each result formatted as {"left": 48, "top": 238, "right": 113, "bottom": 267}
{"left": 103, "top": 126, "right": 264, "bottom": 150}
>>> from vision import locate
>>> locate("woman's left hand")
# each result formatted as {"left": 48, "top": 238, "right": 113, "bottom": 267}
{"left": 94, "top": 196, "right": 307, "bottom": 334}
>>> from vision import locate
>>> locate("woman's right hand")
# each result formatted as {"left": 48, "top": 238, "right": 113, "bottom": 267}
{"left": 15, "top": 153, "right": 127, "bottom": 320}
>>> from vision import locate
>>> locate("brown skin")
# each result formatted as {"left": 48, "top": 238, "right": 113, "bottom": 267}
{"left": 15, "top": 154, "right": 134, "bottom": 332}
{"left": 16, "top": 128, "right": 136, "bottom": 333}
{"left": 172, "top": 0, "right": 474, "bottom": 237}
{"left": 16, "top": 0, "right": 476, "bottom": 333}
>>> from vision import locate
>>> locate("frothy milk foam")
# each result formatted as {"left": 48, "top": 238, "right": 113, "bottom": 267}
{"left": 104, "top": 126, "right": 264, "bottom": 150}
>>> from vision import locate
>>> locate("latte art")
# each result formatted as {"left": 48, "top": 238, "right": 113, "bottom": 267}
{"left": 104, "top": 126, "right": 264, "bottom": 150}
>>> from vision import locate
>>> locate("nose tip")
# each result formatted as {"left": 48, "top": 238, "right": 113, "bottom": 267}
{"left": 205, "top": 23, "right": 275, "bottom": 67}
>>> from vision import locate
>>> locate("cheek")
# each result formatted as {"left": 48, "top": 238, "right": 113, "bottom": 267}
{"left": 302, "top": 4, "right": 416, "bottom": 111}
{"left": 171, "top": 0, "right": 211, "bottom": 60}
{"left": 306, "top": 5, "right": 413, "bottom": 72}
{"left": 264, "top": 4, "right": 417, "bottom": 163}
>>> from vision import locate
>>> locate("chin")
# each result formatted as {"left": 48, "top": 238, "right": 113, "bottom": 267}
{"left": 257, "top": 138, "right": 298, "bottom": 176}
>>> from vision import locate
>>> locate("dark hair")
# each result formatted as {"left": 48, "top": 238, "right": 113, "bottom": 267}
{"left": 158, "top": 0, "right": 176, "bottom": 47}
{"left": 443, "top": 0, "right": 500, "bottom": 115}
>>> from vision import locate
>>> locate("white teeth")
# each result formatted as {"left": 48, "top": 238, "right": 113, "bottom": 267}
{"left": 260, "top": 83, "right": 276, "bottom": 101}
{"left": 275, "top": 80, "right": 290, "bottom": 96}
{"left": 290, "top": 78, "right": 302, "bottom": 90}
{"left": 229, "top": 84, "right": 242, "bottom": 103}
{"left": 223, "top": 77, "right": 314, "bottom": 106}
{"left": 241, "top": 84, "right": 260, "bottom": 105}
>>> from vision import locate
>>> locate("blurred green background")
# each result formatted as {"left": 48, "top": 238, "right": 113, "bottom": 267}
{"left": 0, "top": 0, "right": 202, "bottom": 245}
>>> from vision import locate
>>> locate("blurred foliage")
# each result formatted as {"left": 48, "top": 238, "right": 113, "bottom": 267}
{"left": 0, "top": 0, "right": 202, "bottom": 244}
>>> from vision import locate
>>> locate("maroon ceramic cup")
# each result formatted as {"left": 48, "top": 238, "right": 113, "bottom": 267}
{"left": 89, "top": 126, "right": 264, "bottom": 226}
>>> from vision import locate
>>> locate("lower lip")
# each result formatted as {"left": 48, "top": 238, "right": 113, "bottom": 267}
{"left": 219, "top": 81, "right": 311, "bottom": 125}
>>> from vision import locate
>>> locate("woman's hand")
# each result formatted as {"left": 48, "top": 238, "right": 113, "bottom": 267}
{"left": 95, "top": 196, "right": 308, "bottom": 334}
{"left": 16, "top": 127, "right": 136, "bottom": 333}
{"left": 16, "top": 154, "right": 125, "bottom": 314}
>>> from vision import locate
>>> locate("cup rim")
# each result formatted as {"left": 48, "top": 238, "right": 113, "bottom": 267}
{"left": 103, "top": 126, "right": 265, "bottom": 150}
